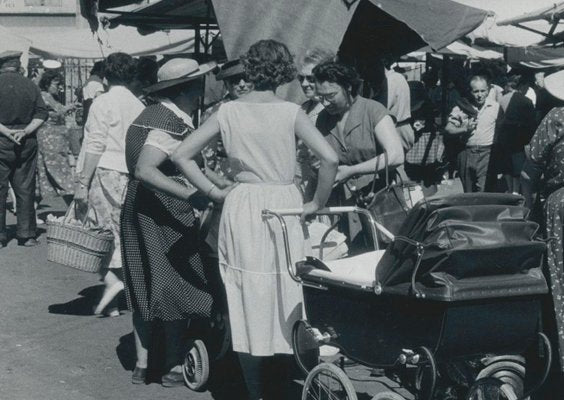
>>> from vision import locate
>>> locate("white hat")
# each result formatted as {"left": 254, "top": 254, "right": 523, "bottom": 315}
{"left": 544, "top": 69, "right": 564, "bottom": 101}
{"left": 145, "top": 58, "right": 216, "bottom": 93}
{"left": 42, "top": 59, "right": 62, "bottom": 69}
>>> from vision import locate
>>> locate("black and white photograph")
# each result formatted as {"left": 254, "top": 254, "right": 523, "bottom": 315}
{"left": 2, "top": 0, "right": 564, "bottom": 399}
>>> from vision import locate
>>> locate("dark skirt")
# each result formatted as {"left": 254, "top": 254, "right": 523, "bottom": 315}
{"left": 545, "top": 186, "right": 564, "bottom": 372}
{"left": 120, "top": 177, "right": 214, "bottom": 322}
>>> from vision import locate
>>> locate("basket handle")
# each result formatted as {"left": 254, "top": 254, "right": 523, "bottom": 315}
{"left": 64, "top": 200, "right": 99, "bottom": 228}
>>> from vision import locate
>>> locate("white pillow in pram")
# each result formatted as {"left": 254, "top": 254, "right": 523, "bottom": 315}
{"left": 306, "top": 221, "right": 349, "bottom": 261}
{"left": 305, "top": 250, "right": 386, "bottom": 289}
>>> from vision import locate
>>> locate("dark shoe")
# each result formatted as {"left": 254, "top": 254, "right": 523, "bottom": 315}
{"left": 0, "top": 241, "right": 6, "bottom": 249}
{"left": 131, "top": 366, "right": 146, "bottom": 384}
{"left": 18, "top": 238, "right": 40, "bottom": 247}
{"left": 161, "top": 371, "right": 185, "bottom": 388}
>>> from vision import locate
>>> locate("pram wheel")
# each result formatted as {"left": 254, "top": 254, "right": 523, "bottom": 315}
{"left": 466, "top": 377, "right": 519, "bottom": 400}
{"left": 371, "top": 392, "right": 406, "bottom": 400}
{"left": 302, "top": 362, "right": 357, "bottom": 400}
{"left": 293, "top": 320, "right": 321, "bottom": 376}
{"left": 475, "top": 356, "right": 525, "bottom": 399}
{"left": 182, "top": 339, "right": 209, "bottom": 391}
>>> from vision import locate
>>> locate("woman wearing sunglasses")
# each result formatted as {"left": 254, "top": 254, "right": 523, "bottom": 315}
{"left": 296, "top": 48, "right": 335, "bottom": 201}
{"left": 313, "top": 61, "right": 404, "bottom": 251}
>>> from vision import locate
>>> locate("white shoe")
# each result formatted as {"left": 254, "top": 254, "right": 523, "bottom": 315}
{"left": 319, "top": 345, "right": 340, "bottom": 357}
{"left": 94, "top": 281, "right": 124, "bottom": 315}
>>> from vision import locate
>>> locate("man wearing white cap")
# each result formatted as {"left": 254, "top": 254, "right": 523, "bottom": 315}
{"left": 0, "top": 51, "right": 48, "bottom": 248}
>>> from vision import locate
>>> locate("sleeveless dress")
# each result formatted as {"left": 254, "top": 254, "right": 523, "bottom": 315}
{"left": 217, "top": 101, "right": 309, "bottom": 356}
{"left": 120, "top": 103, "right": 214, "bottom": 322}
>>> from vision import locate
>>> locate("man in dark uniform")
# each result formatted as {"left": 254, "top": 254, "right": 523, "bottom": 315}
{"left": 0, "top": 51, "right": 48, "bottom": 248}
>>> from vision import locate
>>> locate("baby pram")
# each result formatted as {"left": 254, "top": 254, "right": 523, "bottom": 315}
{"left": 263, "top": 193, "right": 552, "bottom": 400}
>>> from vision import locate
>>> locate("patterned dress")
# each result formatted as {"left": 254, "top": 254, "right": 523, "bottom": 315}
{"left": 120, "top": 103, "right": 214, "bottom": 322}
{"left": 528, "top": 107, "right": 564, "bottom": 372}
{"left": 36, "top": 92, "right": 74, "bottom": 199}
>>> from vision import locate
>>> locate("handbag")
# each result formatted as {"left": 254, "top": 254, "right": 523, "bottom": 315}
{"left": 352, "top": 152, "right": 413, "bottom": 243}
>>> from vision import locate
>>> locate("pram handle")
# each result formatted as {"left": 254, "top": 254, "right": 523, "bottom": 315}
{"left": 264, "top": 206, "right": 357, "bottom": 215}
{"left": 262, "top": 206, "right": 393, "bottom": 283}
{"left": 264, "top": 207, "right": 394, "bottom": 242}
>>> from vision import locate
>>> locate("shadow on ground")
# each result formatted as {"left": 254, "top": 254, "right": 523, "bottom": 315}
{"left": 48, "top": 284, "right": 104, "bottom": 316}
{"left": 115, "top": 329, "right": 302, "bottom": 400}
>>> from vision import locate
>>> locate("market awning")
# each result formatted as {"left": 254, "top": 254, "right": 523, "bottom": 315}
{"left": 2, "top": 24, "right": 195, "bottom": 59}
{"left": 411, "top": 41, "right": 503, "bottom": 61}
{"left": 106, "top": 0, "right": 489, "bottom": 58}
{"left": 497, "top": 2, "right": 564, "bottom": 26}
{"left": 455, "top": 0, "right": 564, "bottom": 47}
{"left": 506, "top": 46, "right": 564, "bottom": 69}
{"left": 105, "top": 0, "right": 489, "bottom": 102}
{"left": 104, "top": 0, "right": 217, "bottom": 31}
{"left": 497, "top": 1, "right": 564, "bottom": 44}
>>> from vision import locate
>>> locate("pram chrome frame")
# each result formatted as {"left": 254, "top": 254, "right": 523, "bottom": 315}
{"left": 262, "top": 206, "right": 390, "bottom": 285}
{"left": 262, "top": 206, "right": 553, "bottom": 400}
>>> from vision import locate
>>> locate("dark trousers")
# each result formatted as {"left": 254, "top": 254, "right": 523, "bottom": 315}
{"left": 457, "top": 145, "right": 496, "bottom": 193}
{"left": 0, "top": 135, "right": 37, "bottom": 242}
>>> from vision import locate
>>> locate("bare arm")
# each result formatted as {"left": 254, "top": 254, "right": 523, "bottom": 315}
{"left": 445, "top": 116, "right": 476, "bottom": 136}
{"left": 295, "top": 110, "right": 338, "bottom": 214}
{"left": 336, "top": 115, "right": 404, "bottom": 183}
{"left": 135, "top": 145, "right": 197, "bottom": 200}
{"left": 171, "top": 113, "right": 234, "bottom": 202}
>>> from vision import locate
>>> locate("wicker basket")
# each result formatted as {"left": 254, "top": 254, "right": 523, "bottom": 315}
{"left": 46, "top": 203, "right": 114, "bottom": 273}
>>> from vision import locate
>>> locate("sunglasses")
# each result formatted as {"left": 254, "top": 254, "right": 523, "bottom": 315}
{"left": 298, "top": 74, "right": 315, "bottom": 83}
{"left": 225, "top": 74, "right": 246, "bottom": 85}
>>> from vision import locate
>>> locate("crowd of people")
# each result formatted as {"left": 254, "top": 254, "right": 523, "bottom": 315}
{"left": 2, "top": 38, "right": 564, "bottom": 398}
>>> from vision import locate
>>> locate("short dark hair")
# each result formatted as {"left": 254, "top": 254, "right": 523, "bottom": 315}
{"left": 39, "top": 70, "right": 63, "bottom": 91}
{"left": 90, "top": 60, "right": 105, "bottom": 78}
{"left": 134, "top": 57, "right": 159, "bottom": 86}
{"left": 241, "top": 39, "right": 296, "bottom": 91}
{"left": 104, "top": 52, "right": 136, "bottom": 86}
{"left": 312, "top": 61, "right": 361, "bottom": 96}
{"left": 0, "top": 58, "right": 21, "bottom": 71}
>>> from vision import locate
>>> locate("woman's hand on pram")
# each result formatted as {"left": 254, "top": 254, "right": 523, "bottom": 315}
{"left": 301, "top": 201, "right": 322, "bottom": 224}
{"left": 334, "top": 165, "right": 354, "bottom": 186}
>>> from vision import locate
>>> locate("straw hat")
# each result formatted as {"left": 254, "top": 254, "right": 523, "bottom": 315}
{"left": 544, "top": 69, "right": 564, "bottom": 101}
{"left": 215, "top": 59, "right": 244, "bottom": 81}
{"left": 42, "top": 59, "right": 62, "bottom": 69}
{"left": 145, "top": 58, "right": 216, "bottom": 93}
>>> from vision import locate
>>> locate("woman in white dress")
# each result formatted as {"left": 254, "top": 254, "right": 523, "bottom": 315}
{"left": 172, "top": 39, "right": 338, "bottom": 399}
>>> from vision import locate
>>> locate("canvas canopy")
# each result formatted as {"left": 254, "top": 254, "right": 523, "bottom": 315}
{"left": 107, "top": 0, "right": 489, "bottom": 59}
{"left": 3, "top": 24, "right": 195, "bottom": 59}
{"left": 410, "top": 41, "right": 503, "bottom": 61}
{"left": 455, "top": 0, "right": 564, "bottom": 47}
{"left": 506, "top": 46, "right": 564, "bottom": 69}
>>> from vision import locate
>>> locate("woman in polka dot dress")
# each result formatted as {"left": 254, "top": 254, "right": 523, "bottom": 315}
{"left": 522, "top": 69, "right": 564, "bottom": 384}
{"left": 120, "top": 58, "right": 217, "bottom": 387}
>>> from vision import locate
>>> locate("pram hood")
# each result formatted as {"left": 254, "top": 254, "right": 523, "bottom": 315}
{"left": 375, "top": 193, "right": 548, "bottom": 301}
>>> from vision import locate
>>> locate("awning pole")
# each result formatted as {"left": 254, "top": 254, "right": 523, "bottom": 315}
{"left": 441, "top": 55, "right": 449, "bottom": 127}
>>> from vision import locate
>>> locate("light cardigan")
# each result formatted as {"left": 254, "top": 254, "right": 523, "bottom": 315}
{"left": 82, "top": 85, "right": 144, "bottom": 173}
